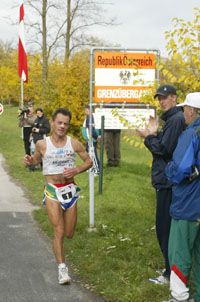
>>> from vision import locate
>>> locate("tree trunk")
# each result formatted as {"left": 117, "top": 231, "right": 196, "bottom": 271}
{"left": 42, "top": 0, "right": 48, "bottom": 83}
{"left": 65, "top": 0, "right": 71, "bottom": 62}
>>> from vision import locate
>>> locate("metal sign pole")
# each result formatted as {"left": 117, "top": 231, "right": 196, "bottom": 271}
{"left": 89, "top": 48, "right": 95, "bottom": 229}
{"left": 99, "top": 115, "right": 104, "bottom": 194}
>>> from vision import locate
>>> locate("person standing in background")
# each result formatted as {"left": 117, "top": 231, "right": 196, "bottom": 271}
{"left": 29, "top": 108, "right": 51, "bottom": 170}
{"left": 82, "top": 105, "right": 101, "bottom": 174}
{"left": 164, "top": 93, "right": 200, "bottom": 302}
{"left": 32, "top": 108, "right": 50, "bottom": 144}
{"left": 104, "top": 129, "right": 121, "bottom": 167}
{"left": 137, "top": 84, "right": 186, "bottom": 284}
{"left": 18, "top": 101, "right": 36, "bottom": 156}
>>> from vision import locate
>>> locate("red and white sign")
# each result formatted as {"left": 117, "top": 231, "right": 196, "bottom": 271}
{"left": 0, "top": 103, "right": 4, "bottom": 115}
{"left": 94, "top": 51, "right": 157, "bottom": 103}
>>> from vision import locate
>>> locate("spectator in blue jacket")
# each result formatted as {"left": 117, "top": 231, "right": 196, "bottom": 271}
{"left": 164, "top": 92, "right": 200, "bottom": 302}
{"left": 138, "top": 84, "right": 186, "bottom": 284}
{"left": 82, "top": 105, "right": 101, "bottom": 174}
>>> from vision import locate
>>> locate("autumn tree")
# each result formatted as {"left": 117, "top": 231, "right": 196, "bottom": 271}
{"left": 120, "top": 8, "right": 200, "bottom": 150}
{"left": 23, "top": 0, "right": 116, "bottom": 107}
{"left": 139, "top": 8, "right": 200, "bottom": 111}
{"left": 64, "top": 0, "right": 116, "bottom": 61}
{"left": 0, "top": 40, "right": 90, "bottom": 137}
{"left": 159, "top": 7, "right": 200, "bottom": 101}
{"left": 43, "top": 50, "right": 90, "bottom": 137}
{"left": 26, "top": 0, "right": 65, "bottom": 84}
{"left": 0, "top": 42, "right": 19, "bottom": 104}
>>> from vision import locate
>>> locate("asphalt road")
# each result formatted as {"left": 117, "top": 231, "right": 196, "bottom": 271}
{"left": 0, "top": 154, "right": 104, "bottom": 302}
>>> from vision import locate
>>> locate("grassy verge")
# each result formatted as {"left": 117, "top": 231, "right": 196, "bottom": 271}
{"left": 0, "top": 105, "right": 169, "bottom": 302}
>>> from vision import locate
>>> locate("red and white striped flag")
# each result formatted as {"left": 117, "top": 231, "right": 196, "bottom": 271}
{"left": 18, "top": 0, "right": 28, "bottom": 83}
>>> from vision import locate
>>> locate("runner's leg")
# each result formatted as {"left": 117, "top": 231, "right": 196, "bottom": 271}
{"left": 46, "top": 198, "right": 65, "bottom": 264}
{"left": 63, "top": 203, "right": 77, "bottom": 238}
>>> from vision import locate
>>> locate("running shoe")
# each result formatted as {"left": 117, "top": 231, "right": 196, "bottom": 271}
{"left": 58, "top": 265, "right": 71, "bottom": 285}
{"left": 149, "top": 274, "right": 169, "bottom": 285}
{"left": 156, "top": 268, "right": 166, "bottom": 275}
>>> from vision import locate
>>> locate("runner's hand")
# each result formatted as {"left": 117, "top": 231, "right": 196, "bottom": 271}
{"left": 63, "top": 167, "right": 78, "bottom": 179}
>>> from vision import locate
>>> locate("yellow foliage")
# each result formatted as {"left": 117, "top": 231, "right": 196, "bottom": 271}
{"left": 160, "top": 7, "right": 200, "bottom": 99}
{"left": 1, "top": 9, "right": 199, "bottom": 143}
{"left": 42, "top": 50, "right": 90, "bottom": 137}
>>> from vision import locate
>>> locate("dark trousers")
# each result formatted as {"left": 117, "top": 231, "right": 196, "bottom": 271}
{"left": 23, "top": 127, "right": 32, "bottom": 155}
{"left": 105, "top": 130, "right": 121, "bottom": 166}
{"left": 155, "top": 188, "right": 172, "bottom": 277}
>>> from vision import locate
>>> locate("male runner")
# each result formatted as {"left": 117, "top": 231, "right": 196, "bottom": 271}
{"left": 24, "top": 108, "right": 92, "bottom": 284}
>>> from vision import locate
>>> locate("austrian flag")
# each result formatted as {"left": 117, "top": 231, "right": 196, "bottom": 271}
{"left": 18, "top": 0, "right": 28, "bottom": 83}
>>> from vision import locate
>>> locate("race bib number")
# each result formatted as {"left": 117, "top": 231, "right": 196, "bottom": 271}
{"left": 56, "top": 184, "right": 76, "bottom": 204}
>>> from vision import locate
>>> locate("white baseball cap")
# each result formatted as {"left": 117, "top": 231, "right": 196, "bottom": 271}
{"left": 177, "top": 92, "right": 200, "bottom": 109}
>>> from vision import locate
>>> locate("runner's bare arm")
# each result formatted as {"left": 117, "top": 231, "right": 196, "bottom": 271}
{"left": 63, "top": 139, "right": 92, "bottom": 179}
{"left": 24, "top": 140, "right": 43, "bottom": 166}
{"left": 74, "top": 140, "right": 93, "bottom": 173}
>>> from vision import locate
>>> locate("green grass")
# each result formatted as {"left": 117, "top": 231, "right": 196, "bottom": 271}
{"left": 0, "top": 105, "right": 169, "bottom": 302}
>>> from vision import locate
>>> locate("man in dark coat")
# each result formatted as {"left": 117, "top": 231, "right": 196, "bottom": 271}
{"left": 138, "top": 84, "right": 186, "bottom": 284}
{"left": 32, "top": 108, "right": 50, "bottom": 144}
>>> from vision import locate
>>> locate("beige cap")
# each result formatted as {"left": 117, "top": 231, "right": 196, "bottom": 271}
{"left": 177, "top": 92, "right": 200, "bottom": 109}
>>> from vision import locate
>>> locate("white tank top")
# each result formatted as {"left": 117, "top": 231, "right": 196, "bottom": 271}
{"left": 43, "top": 136, "right": 76, "bottom": 175}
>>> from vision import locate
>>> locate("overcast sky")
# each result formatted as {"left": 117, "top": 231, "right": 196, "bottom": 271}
{"left": 0, "top": 0, "right": 199, "bottom": 56}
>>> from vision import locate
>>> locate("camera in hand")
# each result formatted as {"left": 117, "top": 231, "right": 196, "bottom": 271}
{"left": 18, "top": 107, "right": 30, "bottom": 117}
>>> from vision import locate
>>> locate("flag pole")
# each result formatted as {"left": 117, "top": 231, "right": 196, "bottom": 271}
{"left": 18, "top": 0, "right": 28, "bottom": 108}
{"left": 21, "top": 78, "right": 24, "bottom": 108}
